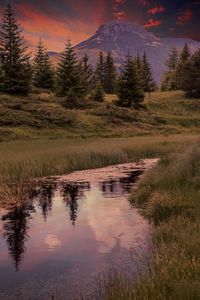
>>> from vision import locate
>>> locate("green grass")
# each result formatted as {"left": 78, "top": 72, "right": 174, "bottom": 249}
{"left": 0, "top": 135, "right": 196, "bottom": 183}
{"left": 1, "top": 90, "right": 200, "bottom": 141}
{"left": 0, "top": 134, "right": 197, "bottom": 210}
{"left": 98, "top": 140, "right": 200, "bottom": 300}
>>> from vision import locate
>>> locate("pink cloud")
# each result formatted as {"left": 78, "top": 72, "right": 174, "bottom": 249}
{"left": 148, "top": 6, "right": 166, "bottom": 15}
{"left": 177, "top": 9, "right": 193, "bottom": 25}
{"left": 144, "top": 19, "right": 162, "bottom": 28}
{"left": 114, "top": 11, "right": 127, "bottom": 20}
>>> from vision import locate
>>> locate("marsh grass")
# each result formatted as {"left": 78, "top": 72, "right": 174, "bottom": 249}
{"left": 0, "top": 135, "right": 196, "bottom": 209}
{"left": 97, "top": 140, "right": 200, "bottom": 300}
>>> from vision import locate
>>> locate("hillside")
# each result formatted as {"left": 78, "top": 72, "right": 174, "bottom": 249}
{"left": 0, "top": 91, "right": 200, "bottom": 142}
{"left": 49, "top": 21, "right": 200, "bottom": 83}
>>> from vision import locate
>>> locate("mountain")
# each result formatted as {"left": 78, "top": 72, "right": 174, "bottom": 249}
{"left": 50, "top": 21, "right": 200, "bottom": 84}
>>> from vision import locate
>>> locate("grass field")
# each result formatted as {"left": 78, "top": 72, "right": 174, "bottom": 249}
{"left": 1, "top": 90, "right": 200, "bottom": 142}
{"left": 1, "top": 89, "right": 200, "bottom": 298}
{"left": 98, "top": 140, "right": 200, "bottom": 300}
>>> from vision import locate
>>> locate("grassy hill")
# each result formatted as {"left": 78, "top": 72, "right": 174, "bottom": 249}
{"left": 0, "top": 90, "right": 200, "bottom": 142}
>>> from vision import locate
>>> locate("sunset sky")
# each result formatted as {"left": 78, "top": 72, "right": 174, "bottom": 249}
{"left": 0, "top": 0, "right": 199, "bottom": 52}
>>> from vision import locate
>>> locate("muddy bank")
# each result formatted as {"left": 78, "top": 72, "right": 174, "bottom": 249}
{"left": 45, "top": 158, "right": 159, "bottom": 184}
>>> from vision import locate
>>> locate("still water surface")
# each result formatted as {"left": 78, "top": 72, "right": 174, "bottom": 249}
{"left": 0, "top": 165, "right": 151, "bottom": 299}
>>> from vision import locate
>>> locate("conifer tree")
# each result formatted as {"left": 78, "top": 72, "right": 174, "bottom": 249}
{"left": 91, "top": 82, "right": 105, "bottom": 102}
{"left": 56, "top": 40, "right": 83, "bottom": 97}
{"left": 117, "top": 55, "right": 144, "bottom": 109}
{"left": 93, "top": 51, "right": 104, "bottom": 87}
{"left": 141, "top": 52, "right": 156, "bottom": 94}
{"left": 33, "top": 39, "right": 54, "bottom": 89}
{"left": 103, "top": 52, "right": 116, "bottom": 94}
{"left": 134, "top": 54, "right": 142, "bottom": 72}
{"left": 0, "top": 4, "right": 31, "bottom": 95}
{"left": 183, "top": 49, "right": 200, "bottom": 98}
{"left": 161, "top": 46, "right": 179, "bottom": 91}
{"left": 82, "top": 54, "right": 93, "bottom": 92}
{"left": 0, "top": 63, "right": 5, "bottom": 91}
{"left": 133, "top": 54, "right": 143, "bottom": 87}
{"left": 176, "top": 43, "right": 191, "bottom": 89}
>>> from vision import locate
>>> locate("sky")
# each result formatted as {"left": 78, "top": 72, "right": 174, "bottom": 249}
{"left": 0, "top": 0, "right": 199, "bottom": 52}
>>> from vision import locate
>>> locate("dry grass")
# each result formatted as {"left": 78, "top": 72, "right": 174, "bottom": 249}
{"left": 97, "top": 140, "right": 200, "bottom": 300}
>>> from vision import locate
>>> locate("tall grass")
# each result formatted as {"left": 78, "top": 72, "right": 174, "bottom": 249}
{"left": 98, "top": 140, "right": 200, "bottom": 300}
{"left": 0, "top": 135, "right": 196, "bottom": 209}
{"left": 0, "top": 135, "right": 195, "bottom": 183}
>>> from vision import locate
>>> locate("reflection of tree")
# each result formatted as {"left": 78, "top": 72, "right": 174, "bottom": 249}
{"left": 100, "top": 180, "right": 120, "bottom": 197}
{"left": 62, "top": 184, "right": 79, "bottom": 226}
{"left": 120, "top": 170, "right": 143, "bottom": 193}
{"left": 1, "top": 204, "right": 35, "bottom": 271}
{"left": 62, "top": 183, "right": 89, "bottom": 226}
{"left": 38, "top": 184, "right": 54, "bottom": 221}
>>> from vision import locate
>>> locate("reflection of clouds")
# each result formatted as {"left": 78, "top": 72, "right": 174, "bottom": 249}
{"left": 85, "top": 185, "right": 149, "bottom": 254}
{"left": 44, "top": 234, "right": 62, "bottom": 251}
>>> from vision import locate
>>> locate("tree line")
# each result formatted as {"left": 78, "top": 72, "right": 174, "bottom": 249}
{"left": 162, "top": 44, "right": 200, "bottom": 98}
{"left": 0, "top": 4, "right": 156, "bottom": 109}
{"left": 0, "top": 4, "right": 199, "bottom": 110}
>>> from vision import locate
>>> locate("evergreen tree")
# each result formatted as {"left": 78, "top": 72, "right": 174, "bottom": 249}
{"left": 161, "top": 46, "right": 179, "bottom": 91}
{"left": 133, "top": 54, "right": 143, "bottom": 87}
{"left": 183, "top": 49, "right": 200, "bottom": 98}
{"left": 141, "top": 52, "right": 156, "bottom": 94}
{"left": 117, "top": 55, "right": 144, "bottom": 109}
{"left": 90, "top": 82, "right": 105, "bottom": 102}
{"left": 0, "top": 62, "right": 5, "bottom": 91}
{"left": 103, "top": 52, "right": 116, "bottom": 94}
{"left": 93, "top": 51, "right": 104, "bottom": 87}
{"left": 56, "top": 40, "right": 83, "bottom": 98}
{"left": 33, "top": 38, "right": 54, "bottom": 89}
{"left": 134, "top": 54, "right": 142, "bottom": 73}
{"left": 176, "top": 43, "right": 191, "bottom": 90}
{"left": 82, "top": 54, "right": 93, "bottom": 93}
{"left": 0, "top": 4, "right": 31, "bottom": 95}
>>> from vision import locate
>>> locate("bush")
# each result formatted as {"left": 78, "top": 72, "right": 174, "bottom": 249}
{"left": 90, "top": 83, "right": 105, "bottom": 102}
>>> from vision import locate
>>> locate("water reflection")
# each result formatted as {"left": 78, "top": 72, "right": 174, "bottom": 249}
{"left": 0, "top": 168, "right": 149, "bottom": 299}
{"left": 1, "top": 204, "right": 35, "bottom": 271}
{"left": 62, "top": 183, "right": 89, "bottom": 226}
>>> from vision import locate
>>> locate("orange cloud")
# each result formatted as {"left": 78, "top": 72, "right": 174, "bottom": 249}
{"left": 114, "top": 11, "right": 127, "bottom": 20}
{"left": 148, "top": 6, "right": 166, "bottom": 15}
{"left": 177, "top": 9, "right": 193, "bottom": 25}
{"left": 15, "top": 3, "right": 95, "bottom": 52}
{"left": 115, "top": 0, "right": 126, "bottom": 4}
{"left": 144, "top": 19, "right": 162, "bottom": 28}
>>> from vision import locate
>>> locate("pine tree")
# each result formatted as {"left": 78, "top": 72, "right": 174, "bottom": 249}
{"left": 103, "top": 52, "right": 116, "bottom": 94}
{"left": 93, "top": 51, "right": 104, "bottom": 87}
{"left": 90, "top": 82, "right": 105, "bottom": 102}
{"left": 176, "top": 43, "right": 191, "bottom": 90}
{"left": 117, "top": 55, "right": 144, "bottom": 109}
{"left": 82, "top": 54, "right": 93, "bottom": 93}
{"left": 0, "top": 62, "right": 5, "bottom": 91}
{"left": 56, "top": 40, "right": 83, "bottom": 98}
{"left": 183, "top": 49, "right": 200, "bottom": 98}
{"left": 161, "top": 46, "right": 179, "bottom": 91}
{"left": 0, "top": 4, "right": 31, "bottom": 95}
{"left": 134, "top": 54, "right": 142, "bottom": 72}
{"left": 141, "top": 52, "right": 156, "bottom": 94}
{"left": 33, "top": 39, "right": 54, "bottom": 89}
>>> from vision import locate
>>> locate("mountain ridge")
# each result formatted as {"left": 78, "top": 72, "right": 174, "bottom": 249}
{"left": 49, "top": 21, "right": 200, "bottom": 84}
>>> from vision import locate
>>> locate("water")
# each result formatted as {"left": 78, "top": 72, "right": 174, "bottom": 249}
{"left": 0, "top": 164, "right": 151, "bottom": 300}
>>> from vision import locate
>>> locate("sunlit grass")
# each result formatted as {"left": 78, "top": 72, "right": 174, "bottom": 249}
{"left": 0, "top": 134, "right": 196, "bottom": 209}
{"left": 96, "top": 140, "right": 200, "bottom": 300}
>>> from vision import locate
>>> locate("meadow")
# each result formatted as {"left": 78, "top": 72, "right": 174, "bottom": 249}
{"left": 1, "top": 90, "right": 200, "bottom": 299}
{"left": 1, "top": 90, "right": 200, "bottom": 142}
{"left": 97, "top": 140, "right": 200, "bottom": 300}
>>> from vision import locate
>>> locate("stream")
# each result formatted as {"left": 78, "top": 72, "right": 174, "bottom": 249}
{"left": 0, "top": 159, "right": 157, "bottom": 300}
